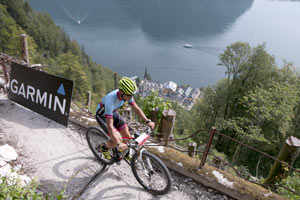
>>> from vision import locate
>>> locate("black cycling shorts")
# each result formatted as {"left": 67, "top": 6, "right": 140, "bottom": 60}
{"left": 96, "top": 111, "right": 127, "bottom": 133}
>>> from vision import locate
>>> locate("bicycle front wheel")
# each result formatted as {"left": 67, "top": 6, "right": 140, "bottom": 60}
{"left": 86, "top": 126, "right": 115, "bottom": 165}
{"left": 131, "top": 151, "right": 172, "bottom": 195}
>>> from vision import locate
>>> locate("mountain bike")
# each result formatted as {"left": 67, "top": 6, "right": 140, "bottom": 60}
{"left": 86, "top": 126, "right": 172, "bottom": 195}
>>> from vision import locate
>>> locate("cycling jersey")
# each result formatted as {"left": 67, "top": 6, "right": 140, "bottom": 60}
{"left": 96, "top": 89, "right": 135, "bottom": 119}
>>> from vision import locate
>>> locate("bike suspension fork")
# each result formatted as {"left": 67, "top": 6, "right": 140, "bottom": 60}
{"left": 139, "top": 149, "right": 154, "bottom": 177}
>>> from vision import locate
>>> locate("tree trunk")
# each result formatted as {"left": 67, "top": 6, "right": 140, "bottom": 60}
{"left": 264, "top": 136, "right": 300, "bottom": 184}
{"left": 232, "top": 143, "right": 242, "bottom": 165}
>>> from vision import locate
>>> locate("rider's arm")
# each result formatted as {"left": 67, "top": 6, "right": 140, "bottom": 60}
{"left": 106, "top": 118, "right": 122, "bottom": 146}
{"left": 131, "top": 103, "right": 147, "bottom": 121}
{"left": 131, "top": 103, "right": 155, "bottom": 129}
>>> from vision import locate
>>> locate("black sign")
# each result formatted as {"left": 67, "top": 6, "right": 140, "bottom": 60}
{"left": 8, "top": 62, "right": 73, "bottom": 126}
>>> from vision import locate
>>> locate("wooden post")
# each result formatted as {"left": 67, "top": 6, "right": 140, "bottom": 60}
{"left": 199, "top": 127, "right": 216, "bottom": 168}
{"left": 86, "top": 91, "right": 91, "bottom": 111}
{"left": 149, "top": 107, "right": 159, "bottom": 125}
{"left": 158, "top": 109, "right": 176, "bottom": 146}
{"left": 264, "top": 136, "right": 300, "bottom": 184}
{"left": 114, "top": 72, "right": 117, "bottom": 89}
{"left": 20, "top": 34, "right": 29, "bottom": 65}
{"left": 1, "top": 64, "right": 8, "bottom": 83}
{"left": 188, "top": 142, "right": 197, "bottom": 157}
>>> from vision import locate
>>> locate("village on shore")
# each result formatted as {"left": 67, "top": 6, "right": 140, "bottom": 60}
{"left": 131, "top": 68, "right": 202, "bottom": 110}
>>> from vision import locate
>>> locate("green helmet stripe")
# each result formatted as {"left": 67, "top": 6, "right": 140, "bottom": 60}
{"left": 119, "top": 77, "right": 137, "bottom": 95}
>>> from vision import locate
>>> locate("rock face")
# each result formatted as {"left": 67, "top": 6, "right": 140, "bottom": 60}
{"left": 0, "top": 144, "right": 31, "bottom": 187}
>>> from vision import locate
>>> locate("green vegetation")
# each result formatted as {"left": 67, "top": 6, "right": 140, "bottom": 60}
{"left": 0, "top": 177, "right": 66, "bottom": 200}
{"left": 165, "top": 42, "right": 300, "bottom": 196}
{"left": 277, "top": 172, "right": 300, "bottom": 200}
{"left": 138, "top": 90, "right": 171, "bottom": 123}
{"left": 0, "top": 177, "right": 43, "bottom": 200}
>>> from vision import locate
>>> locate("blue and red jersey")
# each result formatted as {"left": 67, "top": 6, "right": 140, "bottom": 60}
{"left": 96, "top": 89, "right": 135, "bottom": 119}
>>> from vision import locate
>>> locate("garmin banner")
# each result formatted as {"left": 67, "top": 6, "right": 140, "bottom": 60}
{"left": 8, "top": 62, "right": 73, "bottom": 126}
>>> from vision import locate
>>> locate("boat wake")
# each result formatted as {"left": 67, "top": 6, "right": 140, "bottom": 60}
{"left": 61, "top": 5, "right": 90, "bottom": 25}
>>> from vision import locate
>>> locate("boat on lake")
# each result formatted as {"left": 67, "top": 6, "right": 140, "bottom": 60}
{"left": 183, "top": 43, "right": 193, "bottom": 48}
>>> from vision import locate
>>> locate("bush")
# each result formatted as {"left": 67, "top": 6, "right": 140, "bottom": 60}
{"left": 0, "top": 177, "right": 67, "bottom": 200}
{"left": 139, "top": 90, "right": 172, "bottom": 123}
{"left": 0, "top": 177, "right": 44, "bottom": 200}
{"left": 277, "top": 172, "right": 300, "bottom": 200}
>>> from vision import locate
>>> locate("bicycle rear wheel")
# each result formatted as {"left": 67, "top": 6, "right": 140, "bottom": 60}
{"left": 86, "top": 126, "right": 115, "bottom": 165}
{"left": 131, "top": 151, "right": 172, "bottom": 195}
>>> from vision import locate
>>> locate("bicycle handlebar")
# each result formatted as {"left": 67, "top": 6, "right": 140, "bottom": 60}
{"left": 145, "top": 126, "right": 152, "bottom": 135}
{"left": 126, "top": 127, "right": 152, "bottom": 149}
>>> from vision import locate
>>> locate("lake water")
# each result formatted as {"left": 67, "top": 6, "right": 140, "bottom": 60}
{"left": 28, "top": 0, "right": 300, "bottom": 87}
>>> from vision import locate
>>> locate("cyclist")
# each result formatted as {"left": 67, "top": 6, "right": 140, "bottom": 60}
{"left": 95, "top": 77, "right": 155, "bottom": 157}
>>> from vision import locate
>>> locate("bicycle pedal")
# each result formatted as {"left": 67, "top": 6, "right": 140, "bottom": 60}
{"left": 113, "top": 156, "right": 122, "bottom": 165}
{"left": 114, "top": 157, "right": 121, "bottom": 165}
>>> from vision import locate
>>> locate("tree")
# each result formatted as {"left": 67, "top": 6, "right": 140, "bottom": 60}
{"left": 49, "top": 52, "right": 90, "bottom": 102}
{"left": 0, "top": 4, "right": 22, "bottom": 55}
{"left": 0, "top": 4, "right": 38, "bottom": 61}
{"left": 221, "top": 65, "right": 298, "bottom": 170}
{"left": 218, "top": 42, "right": 277, "bottom": 121}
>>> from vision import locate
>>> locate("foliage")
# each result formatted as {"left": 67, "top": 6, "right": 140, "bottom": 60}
{"left": 171, "top": 41, "right": 300, "bottom": 179}
{"left": 171, "top": 101, "right": 202, "bottom": 146}
{"left": 139, "top": 90, "right": 171, "bottom": 123}
{"left": 0, "top": 177, "right": 43, "bottom": 200}
{"left": 0, "top": 177, "right": 67, "bottom": 200}
{"left": 46, "top": 51, "right": 90, "bottom": 102}
{"left": 277, "top": 172, "right": 300, "bottom": 200}
{"left": 239, "top": 79, "right": 298, "bottom": 142}
{"left": 0, "top": 4, "right": 37, "bottom": 59}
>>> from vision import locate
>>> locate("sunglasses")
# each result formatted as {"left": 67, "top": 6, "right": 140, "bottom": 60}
{"left": 125, "top": 94, "right": 133, "bottom": 97}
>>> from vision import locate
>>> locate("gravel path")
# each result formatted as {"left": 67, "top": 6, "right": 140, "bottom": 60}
{"left": 0, "top": 95, "right": 233, "bottom": 200}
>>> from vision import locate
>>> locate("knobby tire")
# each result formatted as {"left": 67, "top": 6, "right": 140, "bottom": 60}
{"left": 131, "top": 151, "right": 172, "bottom": 195}
{"left": 86, "top": 126, "right": 115, "bottom": 165}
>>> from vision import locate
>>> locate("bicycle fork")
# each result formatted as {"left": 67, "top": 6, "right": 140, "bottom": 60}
{"left": 139, "top": 149, "right": 154, "bottom": 177}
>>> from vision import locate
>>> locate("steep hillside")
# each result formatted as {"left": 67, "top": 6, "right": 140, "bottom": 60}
{"left": 0, "top": 0, "right": 116, "bottom": 110}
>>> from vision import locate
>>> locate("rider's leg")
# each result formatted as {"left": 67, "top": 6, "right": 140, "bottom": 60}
{"left": 113, "top": 112, "right": 131, "bottom": 139}
{"left": 98, "top": 111, "right": 129, "bottom": 148}
{"left": 105, "top": 131, "right": 122, "bottom": 148}
{"left": 118, "top": 125, "right": 131, "bottom": 138}
{"left": 105, "top": 125, "right": 130, "bottom": 149}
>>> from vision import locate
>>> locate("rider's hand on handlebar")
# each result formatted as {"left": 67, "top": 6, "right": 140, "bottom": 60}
{"left": 147, "top": 121, "right": 155, "bottom": 130}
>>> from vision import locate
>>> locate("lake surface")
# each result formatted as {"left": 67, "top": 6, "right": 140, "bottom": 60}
{"left": 28, "top": 0, "right": 300, "bottom": 87}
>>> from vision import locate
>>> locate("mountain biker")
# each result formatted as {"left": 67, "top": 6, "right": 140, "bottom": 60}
{"left": 95, "top": 76, "right": 155, "bottom": 155}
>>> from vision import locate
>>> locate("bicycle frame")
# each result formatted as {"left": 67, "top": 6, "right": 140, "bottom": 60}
{"left": 127, "top": 128, "right": 155, "bottom": 177}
